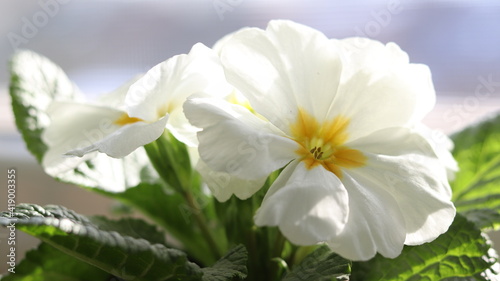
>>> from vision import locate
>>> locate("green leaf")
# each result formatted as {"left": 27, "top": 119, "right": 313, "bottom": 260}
{"left": 0, "top": 204, "right": 203, "bottom": 281}
{"left": 283, "top": 245, "right": 351, "bottom": 281}
{"left": 450, "top": 112, "right": 500, "bottom": 230}
{"left": 144, "top": 132, "right": 195, "bottom": 194}
{"left": 88, "top": 216, "right": 167, "bottom": 245}
{"left": 441, "top": 255, "right": 500, "bottom": 281}
{"left": 460, "top": 209, "right": 500, "bottom": 231}
{"left": 105, "top": 183, "right": 224, "bottom": 266}
{"left": 201, "top": 245, "right": 248, "bottom": 281}
{"left": 9, "top": 50, "right": 80, "bottom": 162}
{"left": 354, "top": 214, "right": 497, "bottom": 281}
{"left": 0, "top": 243, "right": 115, "bottom": 281}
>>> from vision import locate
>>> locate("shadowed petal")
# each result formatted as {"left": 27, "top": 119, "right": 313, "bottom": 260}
{"left": 255, "top": 161, "right": 349, "bottom": 244}
{"left": 328, "top": 172, "right": 406, "bottom": 260}
{"left": 196, "top": 160, "right": 267, "bottom": 201}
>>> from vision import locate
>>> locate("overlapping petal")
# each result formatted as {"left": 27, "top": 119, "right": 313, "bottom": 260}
{"left": 346, "top": 127, "right": 453, "bottom": 198}
{"left": 255, "top": 160, "right": 349, "bottom": 245}
{"left": 345, "top": 127, "right": 456, "bottom": 243}
{"left": 346, "top": 161, "right": 455, "bottom": 247}
{"left": 326, "top": 64, "right": 435, "bottom": 141}
{"left": 335, "top": 38, "right": 435, "bottom": 122}
{"left": 328, "top": 172, "right": 406, "bottom": 260}
{"left": 42, "top": 101, "right": 122, "bottom": 173}
{"left": 125, "top": 43, "right": 232, "bottom": 146}
{"left": 66, "top": 117, "right": 168, "bottom": 158}
{"left": 219, "top": 20, "right": 343, "bottom": 132}
{"left": 41, "top": 75, "right": 147, "bottom": 174}
{"left": 414, "top": 124, "right": 459, "bottom": 180}
{"left": 42, "top": 101, "right": 168, "bottom": 160}
{"left": 184, "top": 96, "right": 298, "bottom": 180}
{"left": 43, "top": 42, "right": 232, "bottom": 173}
{"left": 196, "top": 160, "right": 267, "bottom": 201}
{"left": 96, "top": 74, "right": 143, "bottom": 110}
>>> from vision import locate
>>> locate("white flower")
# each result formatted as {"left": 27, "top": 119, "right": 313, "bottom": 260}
{"left": 184, "top": 20, "right": 456, "bottom": 260}
{"left": 42, "top": 43, "right": 231, "bottom": 173}
{"left": 41, "top": 75, "right": 161, "bottom": 175}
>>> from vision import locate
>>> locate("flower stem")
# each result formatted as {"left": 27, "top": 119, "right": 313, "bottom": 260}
{"left": 272, "top": 230, "right": 286, "bottom": 259}
{"left": 144, "top": 134, "right": 223, "bottom": 261}
{"left": 182, "top": 190, "right": 223, "bottom": 258}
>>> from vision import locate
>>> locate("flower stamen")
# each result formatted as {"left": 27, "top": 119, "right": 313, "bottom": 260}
{"left": 310, "top": 147, "right": 325, "bottom": 160}
{"left": 290, "top": 108, "right": 366, "bottom": 178}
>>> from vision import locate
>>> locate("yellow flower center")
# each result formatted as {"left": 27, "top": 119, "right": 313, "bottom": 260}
{"left": 113, "top": 113, "right": 143, "bottom": 126}
{"left": 290, "top": 108, "right": 366, "bottom": 179}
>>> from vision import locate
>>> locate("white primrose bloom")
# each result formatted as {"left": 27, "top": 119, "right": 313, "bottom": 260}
{"left": 41, "top": 76, "right": 150, "bottom": 174}
{"left": 184, "top": 20, "right": 456, "bottom": 261}
{"left": 42, "top": 43, "right": 231, "bottom": 173}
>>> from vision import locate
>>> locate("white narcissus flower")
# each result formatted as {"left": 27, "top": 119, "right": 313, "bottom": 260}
{"left": 184, "top": 20, "right": 456, "bottom": 260}
{"left": 42, "top": 43, "right": 232, "bottom": 174}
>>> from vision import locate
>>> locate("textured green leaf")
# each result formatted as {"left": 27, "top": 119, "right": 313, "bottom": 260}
{"left": 0, "top": 243, "right": 115, "bottom": 281}
{"left": 460, "top": 209, "right": 500, "bottom": 231}
{"left": 0, "top": 204, "right": 202, "bottom": 281}
{"left": 201, "top": 245, "right": 248, "bottom": 281}
{"left": 450, "top": 113, "right": 500, "bottom": 230}
{"left": 105, "top": 183, "right": 224, "bottom": 266}
{"left": 442, "top": 256, "right": 500, "bottom": 281}
{"left": 88, "top": 216, "right": 166, "bottom": 245}
{"left": 283, "top": 245, "right": 351, "bottom": 281}
{"left": 9, "top": 50, "right": 80, "bottom": 162}
{"left": 353, "top": 214, "right": 497, "bottom": 281}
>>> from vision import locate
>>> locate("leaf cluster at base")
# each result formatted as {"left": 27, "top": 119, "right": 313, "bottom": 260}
{"left": 0, "top": 204, "right": 247, "bottom": 281}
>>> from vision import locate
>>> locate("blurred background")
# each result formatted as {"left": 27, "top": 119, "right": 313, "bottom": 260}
{"left": 1, "top": 0, "right": 500, "bottom": 274}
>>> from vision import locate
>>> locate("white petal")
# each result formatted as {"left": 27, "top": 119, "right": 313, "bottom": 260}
{"left": 42, "top": 101, "right": 124, "bottom": 150}
{"left": 335, "top": 38, "right": 410, "bottom": 77}
{"left": 414, "top": 124, "right": 458, "bottom": 181}
{"left": 336, "top": 38, "right": 435, "bottom": 120}
{"left": 347, "top": 127, "right": 453, "bottom": 198}
{"left": 184, "top": 96, "right": 297, "bottom": 179}
{"left": 212, "top": 28, "right": 240, "bottom": 55}
{"left": 67, "top": 116, "right": 168, "bottom": 158}
{"left": 328, "top": 171, "right": 406, "bottom": 260}
{"left": 187, "top": 144, "right": 201, "bottom": 167}
{"left": 255, "top": 160, "right": 349, "bottom": 244}
{"left": 41, "top": 101, "right": 123, "bottom": 172}
{"left": 347, "top": 127, "right": 456, "bottom": 245}
{"left": 167, "top": 108, "right": 199, "bottom": 147}
{"left": 96, "top": 74, "right": 143, "bottom": 110}
{"left": 353, "top": 157, "right": 455, "bottom": 246}
{"left": 196, "top": 160, "right": 267, "bottom": 201}
{"left": 329, "top": 65, "right": 433, "bottom": 139}
{"left": 126, "top": 43, "right": 232, "bottom": 122}
{"left": 220, "top": 20, "right": 343, "bottom": 132}
{"left": 43, "top": 146, "right": 95, "bottom": 175}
